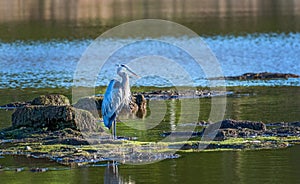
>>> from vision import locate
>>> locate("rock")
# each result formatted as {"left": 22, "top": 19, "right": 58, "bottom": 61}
{"left": 12, "top": 105, "right": 101, "bottom": 132}
{"left": 134, "top": 94, "right": 147, "bottom": 111}
{"left": 131, "top": 94, "right": 147, "bottom": 118}
{"left": 0, "top": 101, "right": 31, "bottom": 110}
{"left": 224, "top": 72, "right": 299, "bottom": 80}
{"left": 31, "top": 94, "right": 70, "bottom": 106}
{"left": 211, "top": 129, "right": 227, "bottom": 141}
{"left": 15, "top": 168, "right": 24, "bottom": 172}
{"left": 25, "top": 146, "right": 32, "bottom": 151}
{"left": 289, "top": 122, "right": 300, "bottom": 127}
{"left": 44, "top": 138, "right": 89, "bottom": 145}
{"left": 30, "top": 168, "right": 48, "bottom": 172}
{"left": 73, "top": 96, "right": 103, "bottom": 117}
{"left": 0, "top": 94, "right": 70, "bottom": 109}
{"left": 220, "top": 119, "right": 266, "bottom": 131}
{"left": 274, "top": 126, "right": 300, "bottom": 137}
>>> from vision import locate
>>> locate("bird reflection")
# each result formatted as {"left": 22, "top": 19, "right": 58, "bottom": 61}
{"left": 104, "top": 161, "right": 120, "bottom": 184}
{"left": 104, "top": 161, "right": 135, "bottom": 184}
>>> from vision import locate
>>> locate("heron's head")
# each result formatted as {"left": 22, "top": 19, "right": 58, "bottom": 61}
{"left": 116, "top": 64, "right": 139, "bottom": 77}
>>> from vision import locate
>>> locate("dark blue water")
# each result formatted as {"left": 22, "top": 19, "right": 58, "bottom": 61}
{"left": 1, "top": 33, "right": 299, "bottom": 88}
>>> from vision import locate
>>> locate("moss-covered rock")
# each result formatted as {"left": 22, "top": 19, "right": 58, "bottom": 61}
{"left": 31, "top": 94, "right": 70, "bottom": 106}
{"left": 220, "top": 119, "right": 266, "bottom": 131}
{"left": 12, "top": 105, "right": 101, "bottom": 132}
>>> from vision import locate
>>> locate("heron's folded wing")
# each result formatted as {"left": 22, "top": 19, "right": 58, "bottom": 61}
{"left": 102, "top": 80, "right": 123, "bottom": 121}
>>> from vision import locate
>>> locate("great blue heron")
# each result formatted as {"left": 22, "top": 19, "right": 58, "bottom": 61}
{"left": 102, "top": 64, "right": 139, "bottom": 139}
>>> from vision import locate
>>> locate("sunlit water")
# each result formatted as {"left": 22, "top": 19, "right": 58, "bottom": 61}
{"left": 0, "top": 33, "right": 299, "bottom": 88}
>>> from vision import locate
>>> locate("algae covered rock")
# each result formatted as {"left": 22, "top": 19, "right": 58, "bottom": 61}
{"left": 220, "top": 119, "right": 266, "bottom": 131}
{"left": 11, "top": 94, "right": 101, "bottom": 132}
{"left": 31, "top": 94, "right": 70, "bottom": 106}
{"left": 12, "top": 105, "right": 101, "bottom": 132}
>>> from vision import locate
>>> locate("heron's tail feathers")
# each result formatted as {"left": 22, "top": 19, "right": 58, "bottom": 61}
{"left": 103, "top": 113, "right": 116, "bottom": 129}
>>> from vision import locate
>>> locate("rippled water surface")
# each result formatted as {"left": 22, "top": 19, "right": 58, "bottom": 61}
{"left": 1, "top": 34, "right": 299, "bottom": 88}
{"left": 0, "top": 0, "right": 300, "bottom": 183}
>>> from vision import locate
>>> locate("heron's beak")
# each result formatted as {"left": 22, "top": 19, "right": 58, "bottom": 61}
{"left": 122, "top": 64, "right": 140, "bottom": 78}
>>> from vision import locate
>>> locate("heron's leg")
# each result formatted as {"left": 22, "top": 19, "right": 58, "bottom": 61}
{"left": 114, "top": 120, "right": 117, "bottom": 139}
{"left": 111, "top": 121, "right": 114, "bottom": 139}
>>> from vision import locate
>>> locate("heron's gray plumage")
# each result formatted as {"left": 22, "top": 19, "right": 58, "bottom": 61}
{"left": 101, "top": 64, "right": 138, "bottom": 139}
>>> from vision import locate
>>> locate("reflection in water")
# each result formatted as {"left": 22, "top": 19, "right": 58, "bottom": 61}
{"left": 0, "top": 0, "right": 300, "bottom": 40}
{"left": 104, "top": 161, "right": 120, "bottom": 184}
{"left": 1, "top": 147, "right": 300, "bottom": 183}
{"left": 169, "top": 99, "right": 176, "bottom": 132}
{"left": 1, "top": 0, "right": 300, "bottom": 23}
{"left": 104, "top": 161, "right": 135, "bottom": 184}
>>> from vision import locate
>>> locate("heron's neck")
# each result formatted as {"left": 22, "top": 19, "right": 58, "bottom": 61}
{"left": 119, "top": 72, "right": 129, "bottom": 87}
{"left": 119, "top": 72, "right": 131, "bottom": 104}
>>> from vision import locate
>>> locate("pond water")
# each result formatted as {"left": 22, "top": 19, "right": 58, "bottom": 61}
{"left": 1, "top": 146, "right": 300, "bottom": 183}
{"left": 0, "top": 87, "right": 299, "bottom": 140}
{"left": 0, "top": 0, "right": 300, "bottom": 183}
{"left": 1, "top": 34, "right": 300, "bottom": 88}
